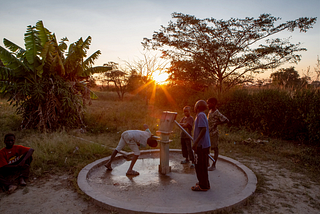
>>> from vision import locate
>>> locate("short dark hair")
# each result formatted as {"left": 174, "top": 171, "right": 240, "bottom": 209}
{"left": 183, "top": 106, "right": 191, "bottom": 111}
{"left": 207, "top": 97, "right": 218, "bottom": 106}
{"left": 4, "top": 133, "right": 15, "bottom": 141}
{"left": 147, "top": 137, "right": 158, "bottom": 147}
{"left": 194, "top": 100, "right": 207, "bottom": 112}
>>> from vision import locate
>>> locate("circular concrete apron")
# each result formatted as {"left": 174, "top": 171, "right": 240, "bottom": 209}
{"left": 78, "top": 149, "right": 257, "bottom": 214}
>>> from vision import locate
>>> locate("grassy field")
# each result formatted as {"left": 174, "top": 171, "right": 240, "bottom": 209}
{"left": 0, "top": 90, "right": 319, "bottom": 191}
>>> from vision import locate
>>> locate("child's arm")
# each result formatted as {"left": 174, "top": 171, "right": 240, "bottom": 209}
{"left": 143, "top": 124, "right": 151, "bottom": 133}
{"left": 179, "top": 117, "right": 187, "bottom": 127}
{"left": 17, "top": 148, "right": 34, "bottom": 166}
{"left": 192, "top": 127, "right": 206, "bottom": 152}
{"left": 180, "top": 117, "right": 193, "bottom": 128}
{"left": 218, "top": 115, "right": 229, "bottom": 125}
{"left": 216, "top": 119, "right": 229, "bottom": 126}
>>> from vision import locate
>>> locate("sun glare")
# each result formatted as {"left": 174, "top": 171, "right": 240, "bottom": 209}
{"left": 152, "top": 71, "right": 169, "bottom": 85}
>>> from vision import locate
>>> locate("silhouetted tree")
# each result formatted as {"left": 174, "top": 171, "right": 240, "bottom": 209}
{"left": 143, "top": 13, "right": 317, "bottom": 92}
{"left": 270, "top": 67, "right": 309, "bottom": 89}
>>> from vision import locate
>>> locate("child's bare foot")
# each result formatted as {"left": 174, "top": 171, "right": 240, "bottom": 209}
{"left": 7, "top": 185, "right": 17, "bottom": 194}
{"left": 126, "top": 170, "right": 139, "bottom": 176}
{"left": 208, "top": 165, "right": 216, "bottom": 171}
{"left": 104, "top": 162, "right": 112, "bottom": 171}
{"left": 181, "top": 159, "right": 189, "bottom": 164}
{"left": 19, "top": 177, "right": 27, "bottom": 186}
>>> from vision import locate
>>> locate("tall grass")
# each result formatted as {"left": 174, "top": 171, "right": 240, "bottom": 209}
{"left": 0, "top": 100, "right": 22, "bottom": 133}
{"left": 84, "top": 91, "right": 162, "bottom": 133}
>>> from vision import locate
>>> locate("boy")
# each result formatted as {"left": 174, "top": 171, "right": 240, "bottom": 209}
{"left": 207, "top": 97, "right": 229, "bottom": 171}
{"left": 0, "top": 133, "right": 34, "bottom": 194}
{"left": 104, "top": 124, "right": 158, "bottom": 176}
{"left": 191, "top": 100, "right": 211, "bottom": 191}
{"left": 179, "top": 106, "right": 195, "bottom": 168}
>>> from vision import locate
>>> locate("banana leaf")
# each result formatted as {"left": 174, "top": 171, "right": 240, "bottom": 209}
{"left": 0, "top": 46, "right": 29, "bottom": 77}
{"left": 0, "top": 66, "right": 13, "bottom": 81}
{"left": 24, "top": 25, "right": 41, "bottom": 65}
{"left": 83, "top": 50, "right": 101, "bottom": 70}
{"left": 89, "top": 90, "right": 98, "bottom": 100}
{"left": 3, "top": 38, "right": 25, "bottom": 58}
{"left": 81, "top": 36, "right": 91, "bottom": 52}
{"left": 36, "top": 20, "right": 50, "bottom": 47}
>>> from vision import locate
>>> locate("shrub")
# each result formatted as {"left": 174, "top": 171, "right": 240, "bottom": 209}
{"left": 221, "top": 88, "right": 320, "bottom": 146}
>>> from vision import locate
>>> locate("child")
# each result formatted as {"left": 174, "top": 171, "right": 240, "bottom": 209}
{"left": 207, "top": 97, "right": 229, "bottom": 171}
{"left": 179, "top": 106, "right": 195, "bottom": 168}
{"left": 0, "top": 133, "right": 34, "bottom": 194}
{"left": 191, "top": 100, "right": 211, "bottom": 191}
{"left": 104, "top": 124, "right": 158, "bottom": 176}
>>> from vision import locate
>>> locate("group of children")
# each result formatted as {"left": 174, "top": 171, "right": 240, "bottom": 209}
{"left": 105, "top": 97, "right": 229, "bottom": 192}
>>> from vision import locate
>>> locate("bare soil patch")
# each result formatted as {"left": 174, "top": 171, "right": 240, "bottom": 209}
{"left": 1, "top": 158, "right": 319, "bottom": 214}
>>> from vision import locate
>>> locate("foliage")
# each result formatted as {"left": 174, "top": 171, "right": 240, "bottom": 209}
{"left": 167, "top": 60, "right": 213, "bottom": 91}
{"left": 96, "top": 62, "right": 129, "bottom": 100}
{"left": 143, "top": 13, "right": 317, "bottom": 92}
{"left": 83, "top": 91, "right": 160, "bottom": 134}
{"left": 220, "top": 88, "right": 320, "bottom": 145}
{"left": 105, "top": 70, "right": 128, "bottom": 100}
{"left": 314, "top": 56, "right": 320, "bottom": 81}
{"left": 0, "top": 21, "right": 108, "bottom": 131}
{"left": 126, "top": 70, "right": 146, "bottom": 92}
{"left": 270, "top": 67, "right": 309, "bottom": 89}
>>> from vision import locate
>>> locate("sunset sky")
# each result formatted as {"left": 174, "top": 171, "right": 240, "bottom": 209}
{"left": 1, "top": 0, "right": 319, "bottom": 79}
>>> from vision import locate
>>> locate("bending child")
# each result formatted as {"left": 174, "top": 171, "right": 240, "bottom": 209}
{"left": 104, "top": 124, "right": 158, "bottom": 176}
{"left": 207, "top": 97, "right": 229, "bottom": 171}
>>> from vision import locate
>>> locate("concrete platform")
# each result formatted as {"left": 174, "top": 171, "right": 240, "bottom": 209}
{"left": 78, "top": 149, "right": 257, "bottom": 214}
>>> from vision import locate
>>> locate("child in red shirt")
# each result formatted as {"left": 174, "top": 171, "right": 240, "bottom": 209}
{"left": 0, "top": 133, "right": 34, "bottom": 194}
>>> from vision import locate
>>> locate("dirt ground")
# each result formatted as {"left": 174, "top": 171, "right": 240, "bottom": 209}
{"left": 1, "top": 158, "right": 320, "bottom": 214}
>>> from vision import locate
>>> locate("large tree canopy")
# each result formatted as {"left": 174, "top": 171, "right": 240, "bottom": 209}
{"left": 142, "top": 13, "right": 317, "bottom": 92}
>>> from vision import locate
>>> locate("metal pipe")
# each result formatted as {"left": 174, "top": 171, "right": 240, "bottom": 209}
{"left": 174, "top": 120, "right": 193, "bottom": 141}
{"left": 208, "top": 154, "right": 215, "bottom": 162}
{"left": 174, "top": 120, "right": 215, "bottom": 163}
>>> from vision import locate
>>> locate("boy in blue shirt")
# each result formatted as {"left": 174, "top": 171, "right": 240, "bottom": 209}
{"left": 191, "top": 100, "right": 211, "bottom": 191}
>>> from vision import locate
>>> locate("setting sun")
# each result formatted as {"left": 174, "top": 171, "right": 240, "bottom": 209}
{"left": 152, "top": 71, "right": 169, "bottom": 85}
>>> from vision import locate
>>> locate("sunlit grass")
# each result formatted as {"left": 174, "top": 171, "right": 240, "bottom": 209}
{"left": 9, "top": 131, "right": 113, "bottom": 177}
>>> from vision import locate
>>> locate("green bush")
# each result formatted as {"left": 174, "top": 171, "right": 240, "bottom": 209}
{"left": 220, "top": 88, "right": 320, "bottom": 145}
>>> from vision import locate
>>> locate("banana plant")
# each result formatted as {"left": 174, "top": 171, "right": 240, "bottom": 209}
{"left": 0, "top": 20, "right": 109, "bottom": 131}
